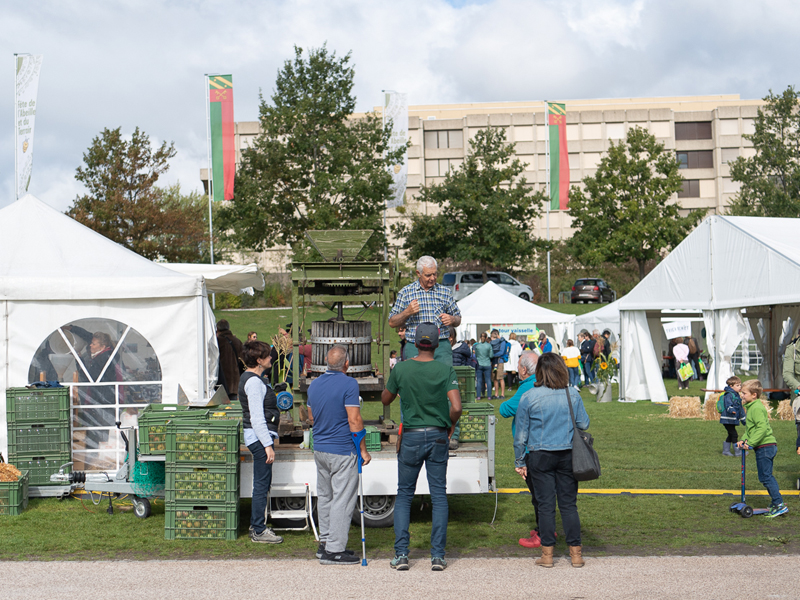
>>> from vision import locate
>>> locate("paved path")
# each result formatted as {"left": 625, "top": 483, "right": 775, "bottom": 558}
{"left": 5, "top": 555, "right": 799, "bottom": 599}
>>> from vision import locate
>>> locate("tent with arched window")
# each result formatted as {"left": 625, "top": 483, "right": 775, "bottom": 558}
{"left": 0, "top": 195, "right": 218, "bottom": 471}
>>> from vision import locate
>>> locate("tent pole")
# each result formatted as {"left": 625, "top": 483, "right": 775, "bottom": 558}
{"left": 197, "top": 295, "right": 205, "bottom": 401}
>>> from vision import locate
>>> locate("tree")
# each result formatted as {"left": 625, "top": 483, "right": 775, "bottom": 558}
{"left": 727, "top": 86, "right": 800, "bottom": 217}
{"left": 567, "top": 126, "right": 703, "bottom": 280}
{"left": 394, "top": 126, "right": 546, "bottom": 277}
{"left": 68, "top": 127, "right": 211, "bottom": 262}
{"left": 217, "top": 45, "right": 405, "bottom": 261}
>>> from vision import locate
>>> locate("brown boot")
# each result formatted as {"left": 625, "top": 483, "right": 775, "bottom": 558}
{"left": 535, "top": 546, "right": 554, "bottom": 568}
{"left": 569, "top": 545, "right": 585, "bottom": 568}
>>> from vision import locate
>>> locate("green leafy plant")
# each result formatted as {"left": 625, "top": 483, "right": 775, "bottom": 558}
{"left": 592, "top": 352, "right": 618, "bottom": 384}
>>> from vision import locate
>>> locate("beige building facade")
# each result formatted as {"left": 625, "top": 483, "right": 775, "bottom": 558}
{"left": 201, "top": 94, "right": 764, "bottom": 272}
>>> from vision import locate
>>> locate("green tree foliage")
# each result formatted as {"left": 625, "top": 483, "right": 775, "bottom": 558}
{"left": 567, "top": 126, "right": 703, "bottom": 280}
{"left": 395, "top": 126, "right": 546, "bottom": 276}
{"left": 217, "top": 45, "right": 405, "bottom": 261}
{"left": 728, "top": 86, "right": 800, "bottom": 217}
{"left": 68, "top": 127, "right": 210, "bottom": 262}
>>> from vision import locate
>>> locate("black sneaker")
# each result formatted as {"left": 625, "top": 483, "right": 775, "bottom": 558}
{"left": 390, "top": 554, "right": 409, "bottom": 570}
{"left": 431, "top": 557, "right": 447, "bottom": 571}
{"left": 320, "top": 548, "right": 360, "bottom": 565}
{"left": 316, "top": 543, "right": 355, "bottom": 559}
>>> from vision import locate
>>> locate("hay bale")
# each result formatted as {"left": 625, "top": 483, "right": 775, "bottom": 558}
{"left": 777, "top": 399, "right": 794, "bottom": 421}
{"left": 703, "top": 394, "right": 721, "bottom": 421}
{"left": 759, "top": 397, "right": 773, "bottom": 420}
{"left": 669, "top": 396, "right": 702, "bottom": 418}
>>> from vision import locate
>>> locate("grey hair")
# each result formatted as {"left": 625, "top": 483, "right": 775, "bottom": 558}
{"left": 518, "top": 350, "right": 538, "bottom": 375}
{"left": 416, "top": 256, "right": 437, "bottom": 272}
{"left": 327, "top": 344, "right": 350, "bottom": 372}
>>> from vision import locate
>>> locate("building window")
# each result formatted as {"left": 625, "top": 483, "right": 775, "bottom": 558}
{"left": 721, "top": 148, "right": 740, "bottom": 164}
{"left": 675, "top": 122, "right": 712, "bottom": 140}
{"left": 678, "top": 179, "right": 700, "bottom": 198}
{"left": 676, "top": 150, "right": 713, "bottom": 169}
{"left": 424, "top": 129, "right": 464, "bottom": 149}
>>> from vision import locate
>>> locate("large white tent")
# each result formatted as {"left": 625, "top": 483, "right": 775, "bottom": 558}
{"left": 456, "top": 281, "right": 576, "bottom": 346}
{"left": 0, "top": 195, "right": 218, "bottom": 468}
{"left": 162, "top": 263, "right": 265, "bottom": 295}
{"left": 619, "top": 215, "right": 800, "bottom": 403}
{"left": 575, "top": 299, "right": 622, "bottom": 339}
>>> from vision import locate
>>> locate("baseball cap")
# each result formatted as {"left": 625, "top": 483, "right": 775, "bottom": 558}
{"left": 415, "top": 323, "right": 440, "bottom": 349}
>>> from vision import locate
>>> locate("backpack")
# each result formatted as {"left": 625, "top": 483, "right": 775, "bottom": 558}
{"left": 687, "top": 337, "right": 698, "bottom": 355}
{"left": 716, "top": 394, "right": 726, "bottom": 413}
{"left": 502, "top": 341, "right": 511, "bottom": 363}
{"left": 593, "top": 340, "right": 602, "bottom": 358}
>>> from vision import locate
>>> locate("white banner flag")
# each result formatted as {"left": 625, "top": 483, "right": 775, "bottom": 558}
{"left": 15, "top": 54, "right": 43, "bottom": 199}
{"left": 384, "top": 92, "right": 408, "bottom": 209}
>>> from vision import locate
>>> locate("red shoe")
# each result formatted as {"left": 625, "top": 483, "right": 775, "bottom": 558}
{"left": 518, "top": 531, "right": 542, "bottom": 548}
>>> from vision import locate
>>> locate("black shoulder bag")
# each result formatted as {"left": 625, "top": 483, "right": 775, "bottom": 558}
{"left": 566, "top": 389, "right": 601, "bottom": 481}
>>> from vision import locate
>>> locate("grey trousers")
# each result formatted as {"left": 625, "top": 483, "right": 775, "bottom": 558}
{"left": 314, "top": 450, "right": 359, "bottom": 553}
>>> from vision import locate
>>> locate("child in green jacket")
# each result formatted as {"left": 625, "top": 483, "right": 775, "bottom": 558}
{"left": 737, "top": 379, "right": 788, "bottom": 517}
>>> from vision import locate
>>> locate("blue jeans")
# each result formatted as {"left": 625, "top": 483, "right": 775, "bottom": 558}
{"left": 754, "top": 444, "right": 782, "bottom": 506}
{"left": 247, "top": 440, "right": 274, "bottom": 534}
{"left": 394, "top": 428, "right": 449, "bottom": 558}
{"left": 568, "top": 366, "right": 581, "bottom": 388}
{"left": 476, "top": 365, "right": 491, "bottom": 398}
{"left": 582, "top": 358, "right": 595, "bottom": 383}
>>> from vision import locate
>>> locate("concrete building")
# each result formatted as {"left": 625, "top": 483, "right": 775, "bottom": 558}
{"left": 201, "top": 94, "right": 764, "bottom": 271}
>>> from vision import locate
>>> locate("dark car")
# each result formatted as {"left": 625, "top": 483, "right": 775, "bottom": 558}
{"left": 571, "top": 278, "right": 615, "bottom": 304}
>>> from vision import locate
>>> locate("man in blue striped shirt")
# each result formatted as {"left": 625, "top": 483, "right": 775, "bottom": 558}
{"left": 389, "top": 256, "right": 461, "bottom": 366}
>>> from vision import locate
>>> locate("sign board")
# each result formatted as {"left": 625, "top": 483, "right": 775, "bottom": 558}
{"left": 662, "top": 321, "right": 692, "bottom": 339}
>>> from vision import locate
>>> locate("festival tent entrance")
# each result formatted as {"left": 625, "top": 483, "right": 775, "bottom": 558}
{"left": 456, "top": 281, "right": 575, "bottom": 347}
{"left": 618, "top": 215, "right": 800, "bottom": 403}
{"left": 0, "top": 195, "right": 218, "bottom": 471}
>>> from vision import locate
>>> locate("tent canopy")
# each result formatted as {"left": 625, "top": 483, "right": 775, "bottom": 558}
{"left": 457, "top": 281, "right": 575, "bottom": 344}
{"left": 0, "top": 195, "right": 202, "bottom": 300}
{"left": 161, "top": 263, "right": 265, "bottom": 295}
{"left": 575, "top": 299, "right": 622, "bottom": 337}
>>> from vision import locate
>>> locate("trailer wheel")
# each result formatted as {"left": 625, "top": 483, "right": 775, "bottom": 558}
{"left": 353, "top": 495, "right": 395, "bottom": 528}
{"left": 132, "top": 496, "right": 151, "bottom": 519}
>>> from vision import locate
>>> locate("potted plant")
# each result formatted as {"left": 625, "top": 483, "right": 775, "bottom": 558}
{"left": 591, "top": 353, "right": 618, "bottom": 402}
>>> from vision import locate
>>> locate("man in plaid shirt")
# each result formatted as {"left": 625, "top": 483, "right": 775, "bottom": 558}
{"left": 389, "top": 256, "right": 461, "bottom": 366}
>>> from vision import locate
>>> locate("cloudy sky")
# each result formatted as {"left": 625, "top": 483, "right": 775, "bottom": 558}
{"left": 2, "top": 0, "right": 798, "bottom": 212}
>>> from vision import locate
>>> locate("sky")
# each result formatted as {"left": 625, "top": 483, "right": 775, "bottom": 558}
{"left": 2, "top": 0, "right": 800, "bottom": 212}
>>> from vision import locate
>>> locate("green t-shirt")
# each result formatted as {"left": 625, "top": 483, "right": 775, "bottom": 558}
{"left": 473, "top": 341, "right": 493, "bottom": 367}
{"left": 387, "top": 359, "right": 459, "bottom": 429}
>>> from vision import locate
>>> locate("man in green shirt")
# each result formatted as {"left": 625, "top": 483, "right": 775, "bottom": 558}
{"left": 382, "top": 323, "right": 462, "bottom": 572}
{"left": 473, "top": 332, "right": 493, "bottom": 400}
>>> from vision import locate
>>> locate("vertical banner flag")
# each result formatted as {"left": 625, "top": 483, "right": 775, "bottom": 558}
{"left": 15, "top": 54, "right": 43, "bottom": 199}
{"left": 548, "top": 102, "right": 569, "bottom": 210}
{"left": 384, "top": 92, "right": 408, "bottom": 209}
{"left": 208, "top": 75, "right": 235, "bottom": 201}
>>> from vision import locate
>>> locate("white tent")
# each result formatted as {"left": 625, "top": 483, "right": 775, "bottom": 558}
{"left": 618, "top": 215, "right": 800, "bottom": 403}
{"left": 575, "top": 300, "right": 622, "bottom": 339}
{"left": 0, "top": 195, "right": 218, "bottom": 470}
{"left": 456, "top": 281, "right": 576, "bottom": 346}
{"left": 162, "top": 263, "right": 265, "bottom": 295}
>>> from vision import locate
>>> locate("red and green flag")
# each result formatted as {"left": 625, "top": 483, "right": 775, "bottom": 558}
{"left": 208, "top": 75, "right": 235, "bottom": 201}
{"left": 548, "top": 102, "right": 569, "bottom": 210}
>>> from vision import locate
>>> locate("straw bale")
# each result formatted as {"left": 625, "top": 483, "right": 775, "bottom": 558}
{"left": 703, "top": 394, "right": 721, "bottom": 421}
{"left": 777, "top": 399, "right": 794, "bottom": 421}
{"left": 669, "top": 396, "right": 702, "bottom": 418}
{"left": 0, "top": 463, "right": 22, "bottom": 482}
{"left": 759, "top": 397, "right": 773, "bottom": 420}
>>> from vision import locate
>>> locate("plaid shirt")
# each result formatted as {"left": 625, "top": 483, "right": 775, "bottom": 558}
{"left": 390, "top": 280, "right": 461, "bottom": 342}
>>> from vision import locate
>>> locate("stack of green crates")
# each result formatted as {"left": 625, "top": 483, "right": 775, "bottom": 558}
{"left": 0, "top": 470, "right": 29, "bottom": 516}
{"left": 454, "top": 366, "right": 477, "bottom": 403}
{"left": 163, "top": 419, "right": 240, "bottom": 541}
{"left": 458, "top": 402, "right": 493, "bottom": 442}
{"left": 6, "top": 387, "right": 71, "bottom": 486}
{"left": 137, "top": 404, "right": 209, "bottom": 456}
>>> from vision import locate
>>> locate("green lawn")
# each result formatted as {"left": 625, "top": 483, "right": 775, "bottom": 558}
{"left": 2, "top": 377, "right": 798, "bottom": 560}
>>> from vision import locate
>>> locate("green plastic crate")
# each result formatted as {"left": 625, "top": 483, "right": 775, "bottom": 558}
{"left": 454, "top": 366, "right": 476, "bottom": 401}
{"left": 138, "top": 406, "right": 209, "bottom": 456}
{"left": 0, "top": 471, "right": 29, "bottom": 516}
{"left": 165, "top": 463, "right": 239, "bottom": 503}
{"left": 365, "top": 426, "right": 381, "bottom": 452}
{"left": 9, "top": 454, "right": 71, "bottom": 486}
{"left": 7, "top": 423, "right": 70, "bottom": 455}
{"left": 165, "top": 420, "right": 240, "bottom": 465}
{"left": 6, "top": 387, "right": 70, "bottom": 424}
{"left": 164, "top": 501, "right": 239, "bottom": 541}
{"left": 458, "top": 402, "right": 493, "bottom": 442}
{"left": 207, "top": 402, "right": 243, "bottom": 434}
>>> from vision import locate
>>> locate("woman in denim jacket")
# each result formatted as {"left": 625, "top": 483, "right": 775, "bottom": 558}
{"left": 513, "top": 353, "right": 590, "bottom": 568}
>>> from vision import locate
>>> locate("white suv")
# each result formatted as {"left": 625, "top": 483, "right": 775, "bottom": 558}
{"left": 442, "top": 271, "right": 534, "bottom": 302}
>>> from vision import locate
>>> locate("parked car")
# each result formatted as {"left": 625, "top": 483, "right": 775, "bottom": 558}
{"left": 571, "top": 278, "right": 615, "bottom": 303}
{"left": 442, "top": 271, "right": 534, "bottom": 301}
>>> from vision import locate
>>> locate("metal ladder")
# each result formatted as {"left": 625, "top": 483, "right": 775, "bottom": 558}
{"left": 267, "top": 483, "right": 318, "bottom": 538}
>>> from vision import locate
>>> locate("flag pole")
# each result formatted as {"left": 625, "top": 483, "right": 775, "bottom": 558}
{"left": 544, "top": 101, "right": 551, "bottom": 303}
{"left": 204, "top": 74, "right": 216, "bottom": 309}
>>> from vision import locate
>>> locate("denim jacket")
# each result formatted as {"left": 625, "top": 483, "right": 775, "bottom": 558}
{"left": 514, "top": 385, "right": 590, "bottom": 467}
